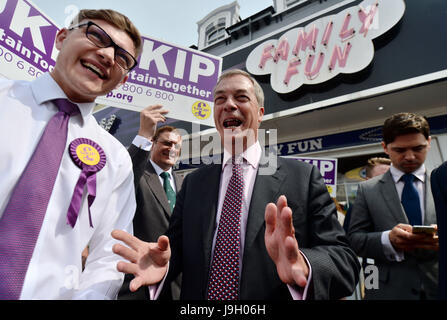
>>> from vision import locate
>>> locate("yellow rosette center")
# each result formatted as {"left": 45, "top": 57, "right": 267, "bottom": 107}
{"left": 76, "top": 144, "right": 101, "bottom": 166}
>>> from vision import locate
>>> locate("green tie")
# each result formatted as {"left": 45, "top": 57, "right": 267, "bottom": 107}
{"left": 160, "top": 171, "right": 176, "bottom": 212}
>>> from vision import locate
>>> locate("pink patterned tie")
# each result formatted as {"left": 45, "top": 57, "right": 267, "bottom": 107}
{"left": 207, "top": 157, "right": 244, "bottom": 300}
{"left": 0, "top": 99, "right": 79, "bottom": 300}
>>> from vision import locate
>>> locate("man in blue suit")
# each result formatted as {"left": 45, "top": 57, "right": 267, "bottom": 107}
{"left": 431, "top": 161, "right": 447, "bottom": 299}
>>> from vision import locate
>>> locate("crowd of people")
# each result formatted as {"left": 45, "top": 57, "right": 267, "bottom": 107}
{"left": 0, "top": 8, "right": 445, "bottom": 300}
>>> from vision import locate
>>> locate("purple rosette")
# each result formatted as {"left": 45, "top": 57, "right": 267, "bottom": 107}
{"left": 67, "top": 138, "right": 107, "bottom": 228}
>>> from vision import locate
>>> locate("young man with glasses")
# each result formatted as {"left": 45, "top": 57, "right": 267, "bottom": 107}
{"left": 0, "top": 9, "right": 143, "bottom": 299}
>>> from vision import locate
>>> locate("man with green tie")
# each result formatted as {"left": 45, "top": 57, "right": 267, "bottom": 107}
{"left": 118, "top": 104, "right": 183, "bottom": 300}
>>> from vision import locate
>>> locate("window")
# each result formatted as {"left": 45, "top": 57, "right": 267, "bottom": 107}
{"left": 285, "top": 0, "right": 306, "bottom": 8}
{"left": 205, "top": 18, "right": 227, "bottom": 46}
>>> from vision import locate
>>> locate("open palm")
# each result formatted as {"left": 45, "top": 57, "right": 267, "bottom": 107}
{"left": 264, "top": 195, "right": 308, "bottom": 288}
{"left": 112, "top": 229, "right": 170, "bottom": 292}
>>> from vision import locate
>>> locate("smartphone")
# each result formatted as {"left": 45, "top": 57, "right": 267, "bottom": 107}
{"left": 412, "top": 225, "right": 436, "bottom": 235}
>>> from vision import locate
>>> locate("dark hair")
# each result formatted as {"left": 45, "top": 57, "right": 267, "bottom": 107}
{"left": 153, "top": 126, "right": 180, "bottom": 142}
{"left": 365, "top": 157, "right": 391, "bottom": 178}
{"left": 70, "top": 9, "right": 142, "bottom": 58}
{"left": 382, "top": 112, "right": 430, "bottom": 145}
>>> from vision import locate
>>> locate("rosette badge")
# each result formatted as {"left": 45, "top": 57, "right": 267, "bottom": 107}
{"left": 67, "top": 138, "right": 107, "bottom": 228}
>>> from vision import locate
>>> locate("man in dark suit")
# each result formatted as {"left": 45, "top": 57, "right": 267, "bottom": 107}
{"left": 348, "top": 113, "right": 439, "bottom": 299}
{"left": 118, "top": 105, "right": 183, "bottom": 300}
{"left": 112, "top": 69, "right": 359, "bottom": 300}
{"left": 431, "top": 161, "right": 447, "bottom": 299}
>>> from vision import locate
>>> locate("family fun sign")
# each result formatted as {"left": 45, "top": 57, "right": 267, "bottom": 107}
{"left": 246, "top": 0, "right": 405, "bottom": 94}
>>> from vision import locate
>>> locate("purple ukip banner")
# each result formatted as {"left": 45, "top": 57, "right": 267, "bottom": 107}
{"left": 0, "top": 0, "right": 222, "bottom": 127}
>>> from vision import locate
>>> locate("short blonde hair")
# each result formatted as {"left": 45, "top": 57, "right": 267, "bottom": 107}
{"left": 70, "top": 9, "right": 142, "bottom": 58}
{"left": 365, "top": 157, "right": 391, "bottom": 178}
{"left": 153, "top": 126, "right": 181, "bottom": 142}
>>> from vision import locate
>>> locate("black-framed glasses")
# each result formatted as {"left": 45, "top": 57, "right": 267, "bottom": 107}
{"left": 69, "top": 21, "right": 137, "bottom": 70}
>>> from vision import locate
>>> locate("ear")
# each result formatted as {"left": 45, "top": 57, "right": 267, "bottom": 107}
{"left": 381, "top": 141, "right": 389, "bottom": 154}
{"left": 115, "top": 74, "right": 129, "bottom": 89}
{"left": 55, "top": 28, "right": 69, "bottom": 51}
{"left": 427, "top": 136, "right": 432, "bottom": 150}
{"left": 258, "top": 106, "right": 265, "bottom": 124}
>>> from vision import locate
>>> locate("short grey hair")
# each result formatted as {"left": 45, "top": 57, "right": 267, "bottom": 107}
{"left": 213, "top": 69, "right": 265, "bottom": 109}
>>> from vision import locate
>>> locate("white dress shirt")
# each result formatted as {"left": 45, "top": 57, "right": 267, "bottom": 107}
{"left": 0, "top": 74, "right": 136, "bottom": 299}
{"left": 381, "top": 164, "right": 426, "bottom": 262}
{"left": 150, "top": 160, "right": 177, "bottom": 193}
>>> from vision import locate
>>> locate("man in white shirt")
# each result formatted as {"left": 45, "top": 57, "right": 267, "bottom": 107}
{"left": 112, "top": 69, "right": 359, "bottom": 300}
{"left": 0, "top": 9, "right": 143, "bottom": 299}
{"left": 348, "top": 112, "right": 439, "bottom": 299}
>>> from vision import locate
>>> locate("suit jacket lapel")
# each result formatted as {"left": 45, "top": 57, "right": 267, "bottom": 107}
{"left": 424, "top": 170, "right": 436, "bottom": 225}
{"left": 173, "top": 172, "right": 182, "bottom": 193}
{"left": 245, "top": 156, "right": 285, "bottom": 250}
{"left": 379, "top": 171, "right": 409, "bottom": 224}
{"left": 200, "top": 164, "right": 222, "bottom": 281}
{"left": 143, "top": 162, "right": 171, "bottom": 216}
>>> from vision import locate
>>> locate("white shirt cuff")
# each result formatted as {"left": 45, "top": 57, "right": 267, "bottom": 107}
{"left": 147, "top": 262, "right": 169, "bottom": 300}
{"left": 381, "top": 230, "right": 404, "bottom": 262}
{"left": 287, "top": 250, "right": 312, "bottom": 300}
{"left": 132, "top": 135, "right": 153, "bottom": 151}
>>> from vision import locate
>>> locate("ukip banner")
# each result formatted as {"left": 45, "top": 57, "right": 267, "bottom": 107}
{"left": 0, "top": 0, "right": 222, "bottom": 127}
{"left": 96, "top": 36, "right": 221, "bottom": 127}
{"left": 0, "top": 0, "right": 58, "bottom": 80}
{"left": 287, "top": 156, "right": 338, "bottom": 198}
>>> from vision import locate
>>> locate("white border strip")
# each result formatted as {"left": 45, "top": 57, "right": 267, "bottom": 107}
{"left": 262, "top": 69, "right": 447, "bottom": 121}
{"left": 187, "top": 69, "right": 447, "bottom": 140}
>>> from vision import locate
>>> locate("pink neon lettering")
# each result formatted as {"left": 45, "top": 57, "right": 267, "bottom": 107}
{"left": 292, "top": 25, "right": 319, "bottom": 55}
{"left": 358, "top": 1, "right": 379, "bottom": 37}
{"left": 275, "top": 39, "right": 290, "bottom": 61}
{"left": 321, "top": 21, "right": 334, "bottom": 46}
{"left": 259, "top": 44, "right": 275, "bottom": 69}
{"left": 305, "top": 52, "right": 325, "bottom": 80}
{"left": 283, "top": 58, "right": 301, "bottom": 85}
{"left": 329, "top": 42, "right": 352, "bottom": 70}
{"left": 339, "top": 13, "right": 355, "bottom": 41}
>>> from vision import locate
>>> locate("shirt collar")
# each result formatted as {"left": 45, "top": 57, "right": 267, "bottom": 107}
{"left": 390, "top": 164, "right": 426, "bottom": 183}
{"left": 31, "top": 73, "right": 95, "bottom": 124}
{"left": 150, "top": 159, "right": 173, "bottom": 178}
{"left": 222, "top": 141, "right": 262, "bottom": 171}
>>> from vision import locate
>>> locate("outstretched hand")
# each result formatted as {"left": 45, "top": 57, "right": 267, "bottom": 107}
{"left": 112, "top": 230, "right": 170, "bottom": 292}
{"left": 264, "top": 195, "right": 309, "bottom": 288}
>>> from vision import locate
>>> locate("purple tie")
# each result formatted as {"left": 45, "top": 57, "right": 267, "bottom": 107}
{"left": 208, "top": 157, "right": 244, "bottom": 300}
{"left": 0, "top": 99, "right": 79, "bottom": 300}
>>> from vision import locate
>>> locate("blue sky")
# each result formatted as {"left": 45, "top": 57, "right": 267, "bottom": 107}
{"left": 31, "top": 0, "right": 273, "bottom": 48}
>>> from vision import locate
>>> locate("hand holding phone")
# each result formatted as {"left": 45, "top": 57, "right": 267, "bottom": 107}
{"left": 412, "top": 225, "right": 437, "bottom": 235}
